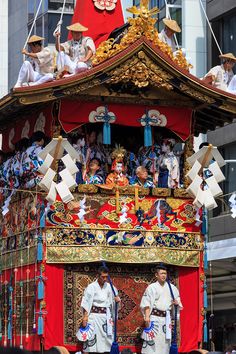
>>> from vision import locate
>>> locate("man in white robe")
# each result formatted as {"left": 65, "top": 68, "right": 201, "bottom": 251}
{"left": 158, "top": 18, "right": 181, "bottom": 53}
{"left": 204, "top": 53, "right": 236, "bottom": 91}
{"left": 140, "top": 265, "right": 183, "bottom": 354}
{"left": 55, "top": 22, "right": 96, "bottom": 77}
{"left": 81, "top": 265, "right": 120, "bottom": 353}
{"left": 14, "top": 35, "right": 54, "bottom": 88}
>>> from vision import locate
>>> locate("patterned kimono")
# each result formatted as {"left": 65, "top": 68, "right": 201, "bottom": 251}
{"left": 140, "top": 281, "right": 182, "bottom": 354}
{"left": 84, "top": 172, "right": 104, "bottom": 184}
{"left": 131, "top": 176, "right": 154, "bottom": 188}
{"left": 158, "top": 152, "right": 180, "bottom": 189}
{"left": 138, "top": 145, "right": 161, "bottom": 174}
{"left": 20, "top": 143, "right": 43, "bottom": 188}
{"left": 81, "top": 280, "right": 117, "bottom": 353}
{"left": 106, "top": 172, "right": 129, "bottom": 187}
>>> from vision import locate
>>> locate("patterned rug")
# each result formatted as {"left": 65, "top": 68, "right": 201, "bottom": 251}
{"left": 64, "top": 263, "right": 178, "bottom": 346}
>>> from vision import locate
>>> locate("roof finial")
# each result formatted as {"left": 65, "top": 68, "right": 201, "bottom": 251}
{"left": 127, "top": 0, "right": 159, "bottom": 18}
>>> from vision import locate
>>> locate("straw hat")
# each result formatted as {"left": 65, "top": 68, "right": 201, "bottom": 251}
{"left": 219, "top": 52, "right": 236, "bottom": 61}
{"left": 163, "top": 18, "right": 181, "bottom": 33}
{"left": 67, "top": 22, "right": 88, "bottom": 32}
{"left": 27, "top": 35, "right": 44, "bottom": 44}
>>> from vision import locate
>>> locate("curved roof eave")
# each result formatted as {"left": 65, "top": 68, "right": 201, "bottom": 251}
{"left": 0, "top": 37, "right": 235, "bottom": 136}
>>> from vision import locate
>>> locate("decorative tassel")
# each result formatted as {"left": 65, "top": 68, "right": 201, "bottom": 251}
{"left": 38, "top": 279, "right": 44, "bottom": 300}
{"left": 36, "top": 306, "right": 47, "bottom": 336}
{"left": 7, "top": 321, "right": 12, "bottom": 340}
{"left": 204, "top": 281, "right": 208, "bottom": 308}
{"left": 144, "top": 125, "right": 152, "bottom": 147}
{"left": 37, "top": 234, "right": 43, "bottom": 262}
{"left": 103, "top": 122, "right": 111, "bottom": 145}
{"left": 203, "top": 318, "right": 208, "bottom": 343}
{"left": 38, "top": 315, "right": 44, "bottom": 335}
{"left": 201, "top": 209, "right": 208, "bottom": 235}
{"left": 204, "top": 245, "right": 208, "bottom": 271}
{"left": 40, "top": 203, "right": 46, "bottom": 228}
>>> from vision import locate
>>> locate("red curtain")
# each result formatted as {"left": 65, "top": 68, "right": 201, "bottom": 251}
{"left": 44, "top": 264, "right": 203, "bottom": 352}
{"left": 68, "top": 0, "right": 124, "bottom": 46}
{"left": 59, "top": 100, "right": 192, "bottom": 141}
{"left": 179, "top": 266, "right": 203, "bottom": 352}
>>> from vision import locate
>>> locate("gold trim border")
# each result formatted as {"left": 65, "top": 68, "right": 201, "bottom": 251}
{"left": 46, "top": 245, "right": 200, "bottom": 267}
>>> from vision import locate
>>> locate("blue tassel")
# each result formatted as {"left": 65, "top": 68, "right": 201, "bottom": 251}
{"left": 204, "top": 282, "right": 208, "bottom": 308}
{"left": 40, "top": 203, "right": 45, "bottom": 228}
{"left": 204, "top": 249, "right": 208, "bottom": 271}
{"left": 144, "top": 125, "right": 152, "bottom": 147}
{"left": 38, "top": 279, "right": 44, "bottom": 300}
{"left": 201, "top": 209, "right": 207, "bottom": 235}
{"left": 110, "top": 341, "right": 119, "bottom": 354}
{"left": 170, "top": 342, "right": 178, "bottom": 354}
{"left": 7, "top": 321, "right": 12, "bottom": 340}
{"left": 103, "top": 122, "right": 111, "bottom": 145}
{"left": 37, "top": 238, "right": 43, "bottom": 262}
{"left": 38, "top": 315, "right": 44, "bottom": 335}
{"left": 203, "top": 319, "right": 208, "bottom": 343}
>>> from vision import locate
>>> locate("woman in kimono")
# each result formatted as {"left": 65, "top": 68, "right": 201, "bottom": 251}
{"left": 81, "top": 265, "right": 120, "bottom": 353}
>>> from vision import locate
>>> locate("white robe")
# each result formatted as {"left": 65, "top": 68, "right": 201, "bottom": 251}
{"left": 158, "top": 29, "right": 176, "bottom": 52}
{"left": 80, "top": 280, "right": 117, "bottom": 353}
{"left": 140, "top": 281, "right": 182, "bottom": 354}
{"left": 227, "top": 74, "right": 236, "bottom": 94}
{"left": 204, "top": 64, "right": 234, "bottom": 91}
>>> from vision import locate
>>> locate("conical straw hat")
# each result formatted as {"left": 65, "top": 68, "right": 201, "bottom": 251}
{"left": 163, "top": 18, "right": 181, "bottom": 33}
{"left": 219, "top": 52, "right": 236, "bottom": 61}
{"left": 27, "top": 35, "right": 44, "bottom": 43}
{"left": 67, "top": 22, "right": 88, "bottom": 32}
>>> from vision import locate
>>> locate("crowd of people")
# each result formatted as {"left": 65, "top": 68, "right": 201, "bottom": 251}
{"left": 0, "top": 126, "right": 184, "bottom": 193}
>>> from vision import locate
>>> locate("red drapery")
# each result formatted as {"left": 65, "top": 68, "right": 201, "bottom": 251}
{"left": 68, "top": 0, "right": 124, "bottom": 46}
{"left": 44, "top": 263, "right": 203, "bottom": 352}
{"left": 59, "top": 100, "right": 192, "bottom": 141}
{"left": 179, "top": 266, "right": 203, "bottom": 352}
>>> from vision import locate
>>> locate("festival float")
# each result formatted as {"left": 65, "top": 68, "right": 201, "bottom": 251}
{"left": 0, "top": 0, "right": 236, "bottom": 353}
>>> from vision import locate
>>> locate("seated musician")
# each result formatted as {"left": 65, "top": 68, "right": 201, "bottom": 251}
{"left": 14, "top": 35, "right": 54, "bottom": 88}
{"left": 131, "top": 166, "right": 154, "bottom": 188}
{"left": 55, "top": 22, "right": 96, "bottom": 78}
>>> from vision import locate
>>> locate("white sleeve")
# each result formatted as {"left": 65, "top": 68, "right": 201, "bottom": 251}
{"left": 36, "top": 47, "right": 52, "bottom": 65}
{"left": 172, "top": 285, "right": 183, "bottom": 309}
{"left": 140, "top": 284, "right": 157, "bottom": 314}
{"left": 86, "top": 37, "right": 96, "bottom": 54}
{"left": 81, "top": 284, "right": 95, "bottom": 314}
{"left": 204, "top": 66, "right": 219, "bottom": 78}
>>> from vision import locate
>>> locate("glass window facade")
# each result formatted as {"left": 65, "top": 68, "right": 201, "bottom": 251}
{"left": 210, "top": 9, "right": 236, "bottom": 68}
{"left": 27, "top": 0, "right": 75, "bottom": 45}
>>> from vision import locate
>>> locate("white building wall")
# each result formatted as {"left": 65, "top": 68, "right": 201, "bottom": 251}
{"left": 182, "top": 0, "right": 207, "bottom": 77}
{"left": 0, "top": 0, "right": 8, "bottom": 98}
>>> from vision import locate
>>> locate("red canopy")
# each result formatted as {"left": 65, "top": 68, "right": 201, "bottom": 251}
{"left": 59, "top": 100, "right": 192, "bottom": 141}
{"left": 68, "top": 0, "right": 125, "bottom": 46}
